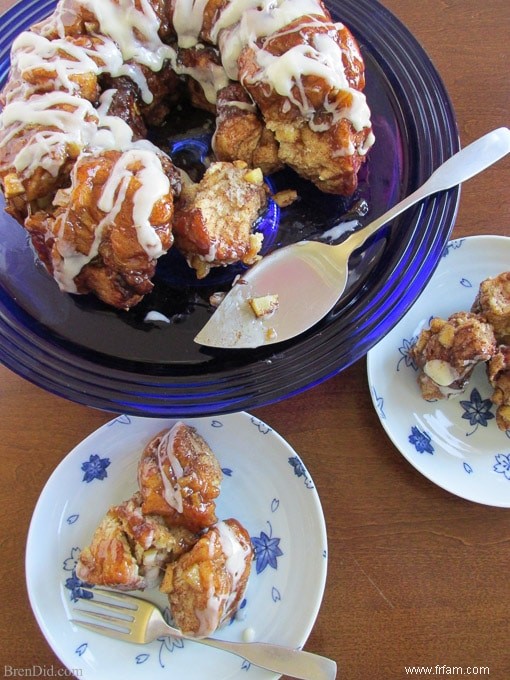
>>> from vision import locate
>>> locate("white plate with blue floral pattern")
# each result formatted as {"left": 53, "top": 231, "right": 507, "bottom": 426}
{"left": 26, "top": 413, "right": 328, "bottom": 680}
{"left": 367, "top": 235, "right": 510, "bottom": 507}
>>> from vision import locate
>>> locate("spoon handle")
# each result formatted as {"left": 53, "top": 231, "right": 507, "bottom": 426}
{"left": 191, "top": 636, "right": 337, "bottom": 680}
{"left": 342, "top": 126, "right": 510, "bottom": 253}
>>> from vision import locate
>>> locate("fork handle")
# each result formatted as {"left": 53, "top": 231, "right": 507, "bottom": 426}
{"left": 189, "top": 637, "right": 337, "bottom": 680}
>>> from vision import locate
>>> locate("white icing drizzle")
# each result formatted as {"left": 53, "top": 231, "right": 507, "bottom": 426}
{"left": 242, "top": 21, "right": 372, "bottom": 133}
{"left": 99, "top": 149, "right": 169, "bottom": 253}
{"left": 0, "top": 91, "right": 99, "bottom": 176}
{"left": 92, "top": 90, "right": 140, "bottom": 150}
{"left": 52, "top": 146, "right": 170, "bottom": 291}
{"left": 359, "top": 130, "right": 375, "bottom": 155}
{"left": 9, "top": 31, "right": 123, "bottom": 97}
{"left": 6, "top": 28, "right": 160, "bottom": 106}
{"left": 321, "top": 218, "right": 359, "bottom": 241}
{"left": 0, "top": 0, "right": 375, "bottom": 292}
{"left": 221, "top": 99, "right": 257, "bottom": 112}
{"left": 53, "top": 213, "right": 105, "bottom": 292}
{"left": 144, "top": 310, "right": 171, "bottom": 323}
{"left": 27, "top": 0, "right": 174, "bottom": 104}
{"left": 217, "top": 520, "right": 250, "bottom": 606}
{"left": 77, "top": 0, "right": 174, "bottom": 71}
{"left": 117, "top": 61, "right": 155, "bottom": 104}
{"left": 242, "top": 626, "right": 255, "bottom": 642}
{"left": 215, "top": 0, "right": 329, "bottom": 80}
{"left": 176, "top": 49, "right": 230, "bottom": 104}
{"left": 1, "top": 0, "right": 374, "bottom": 183}
{"left": 172, "top": 0, "right": 211, "bottom": 48}
{"left": 195, "top": 586, "right": 221, "bottom": 636}
{"left": 195, "top": 521, "right": 251, "bottom": 637}
{"left": 155, "top": 424, "right": 186, "bottom": 515}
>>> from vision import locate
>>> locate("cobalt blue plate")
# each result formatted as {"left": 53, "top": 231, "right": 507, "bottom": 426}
{"left": 0, "top": 0, "right": 459, "bottom": 416}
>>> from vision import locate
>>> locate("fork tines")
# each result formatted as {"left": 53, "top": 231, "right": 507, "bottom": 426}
{"left": 78, "top": 587, "right": 139, "bottom": 610}
{"left": 71, "top": 588, "right": 139, "bottom": 640}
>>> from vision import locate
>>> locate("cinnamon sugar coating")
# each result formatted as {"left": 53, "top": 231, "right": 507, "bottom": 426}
{"left": 138, "top": 423, "right": 223, "bottom": 533}
{"left": 410, "top": 312, "right": 497, "bottom": 400}
{"left": 172, "top": 160, "right": 267, "bottom": 278}
{"left": 25, "top": 149, "right": 180, "bottom": 309}
{"left": 472, "top": 271, "right": 510, "bottom": 344}
{"left": 77, "top": 422, "right": 252, "bottom": 635}
{"left": 0, "top": 0, "right": 374, "bottom": 307}
{"left": 76, "top": 492, "right": 197, "bottom": 590}
{"left": 487, "top": 345, "right": 510, "bottom": 432}
{"left": 160, "top": 518, "right": 253, "bottom": 637}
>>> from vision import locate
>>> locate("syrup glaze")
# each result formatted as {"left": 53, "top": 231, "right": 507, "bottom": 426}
{"left": 0, "top": 0, "right": 373, "bottom": 295}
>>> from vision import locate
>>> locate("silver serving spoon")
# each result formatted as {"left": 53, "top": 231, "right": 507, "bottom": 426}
{"left": 195, "top": 127, "right": 510, "bottom": 349}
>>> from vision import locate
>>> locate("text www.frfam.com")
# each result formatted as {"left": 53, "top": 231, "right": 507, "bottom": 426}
{"left": 405, "top": 666, "right": 490, "bottom": 676}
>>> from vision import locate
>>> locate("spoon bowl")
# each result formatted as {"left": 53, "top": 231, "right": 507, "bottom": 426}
{"left": 195, "top": 127, "right": 510, "bottom": 349}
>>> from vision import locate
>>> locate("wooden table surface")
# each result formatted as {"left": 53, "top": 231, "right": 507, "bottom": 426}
{"left": 0, "top": 0, "right": 509, "bottom": 678}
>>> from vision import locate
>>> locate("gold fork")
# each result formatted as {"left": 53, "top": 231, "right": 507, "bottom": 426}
{"left": 71, "top": 589, "right": 337, "bottom": 680}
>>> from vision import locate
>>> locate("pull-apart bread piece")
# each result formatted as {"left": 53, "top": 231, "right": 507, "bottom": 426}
{"left": 235, "top": 7, "right": 373, "bottom": 194}
{"left": 473, "top": 272, "right": 510, "bottom": 431}
{"left": 487, "top": 345, "right": 510, "bottom": 432}
{"left": 172, "top": 160, "right": 267, "bottom": 278}
{"left": 410, "top": 312, "right": 497, "bottom": 400}
{"left": 0, "top": 0, "right": 374, "bottom": 309}
{"left": 138, "top": 422, "right": 223, "bottom": 533}
{"left": 160, "top": 518, "right": 253, "bottom": 637}
{"left": 25, "top": 148, "right": 180, "bottom": 309}
{"left": 76, "top": 492, "right": 197, "bottom": 590}
{"left": 0, "top": 70, "right": 183, "bottom": 308}
{"left": 75, "top": 422, "right": 254, "bottom": 635}
{"left": 198, "top": 0, "right": 374, "bottom": 193}
{"left": 410, "top": 271, "right": 510, "bottom": 432}
{"left": 471, "top": 271, "right": 510, "bottom": 344}
{"left": 212, "top": 82, "right": 283, "bottom": 175}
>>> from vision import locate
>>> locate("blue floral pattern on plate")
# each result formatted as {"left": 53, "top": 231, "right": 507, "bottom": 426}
{"left": 408, "top": 427, "right": 434, "bottom": 455}
{"left": 81, "top": 454, "right": 111, "bottom": 482}
{"left": 460, "top": 388, "right": 495, "bottom": 434}
{"left": 494, "top": 454, "right": 510, "bottom": 480}
{"left": 252, "top": 522, "right": 284, "bottom": 574}
{"left": 28, "top": 412, "right": 328, "bottom": 680}
{"left": 367, "top": 236, "right": 510, "bottom": 507}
